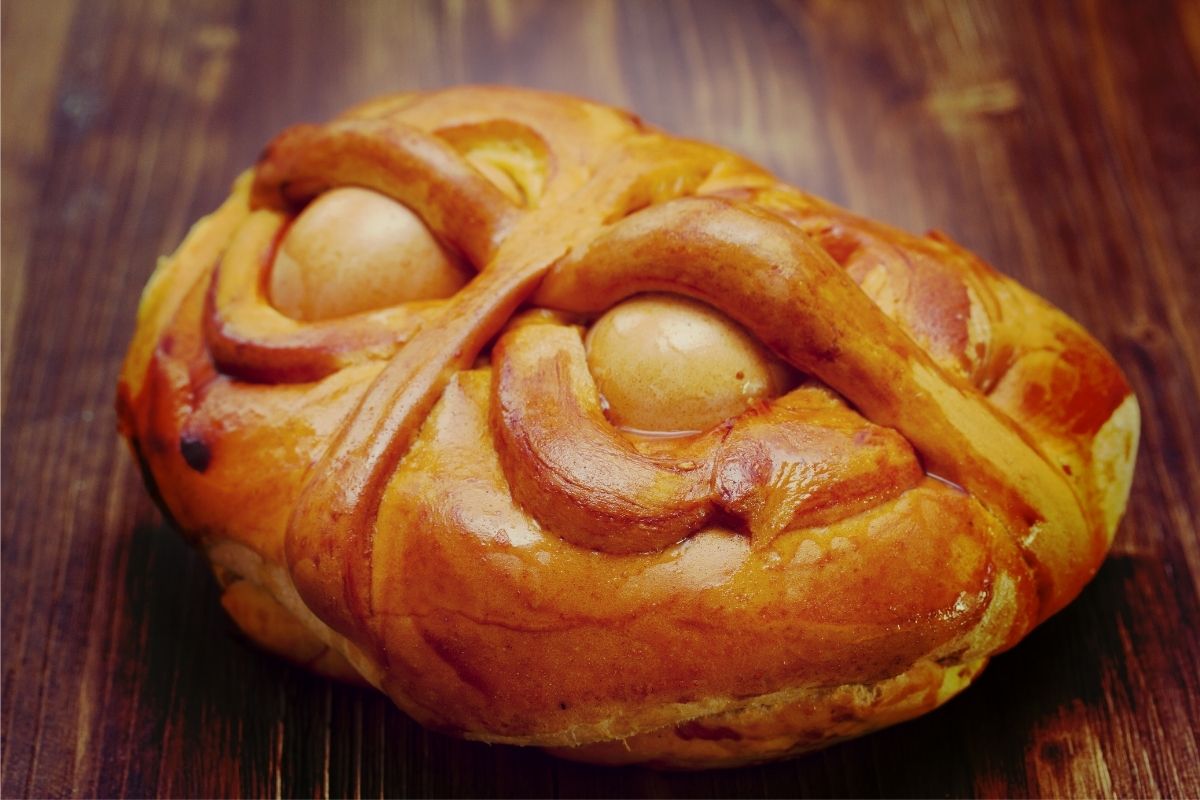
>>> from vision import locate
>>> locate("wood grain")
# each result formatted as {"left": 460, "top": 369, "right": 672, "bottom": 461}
{"left": 3, "top": 0, "right": 1198, "bottom": 796}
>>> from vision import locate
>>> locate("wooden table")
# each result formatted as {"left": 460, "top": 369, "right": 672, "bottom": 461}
{"left": 3, "top": 1, "right": 1198, "bottom": 796}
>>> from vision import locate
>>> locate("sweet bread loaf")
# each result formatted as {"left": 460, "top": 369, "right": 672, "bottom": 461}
{"left": 116, "top": 86, "right": 1139, "bottom": 767}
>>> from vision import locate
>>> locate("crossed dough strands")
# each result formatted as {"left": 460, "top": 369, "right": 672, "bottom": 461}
{"left": 117, "top": 86, "right": 1139, "bottom": 768}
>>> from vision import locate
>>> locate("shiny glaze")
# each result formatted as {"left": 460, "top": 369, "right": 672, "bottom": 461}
{"left": 116, "top": 86, "right": 1139, "bottom": 761}
{"left": 493, "top": 318, "right": 921, "bottom": 554}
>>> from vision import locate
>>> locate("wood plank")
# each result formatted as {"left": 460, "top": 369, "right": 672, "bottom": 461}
{"left": 2, "top": 0, "right": 1196, "bottom": 796}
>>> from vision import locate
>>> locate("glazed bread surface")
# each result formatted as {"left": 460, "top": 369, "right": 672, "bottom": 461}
{"left": 117, "top": 86, "right": 1139, "bottom": 767}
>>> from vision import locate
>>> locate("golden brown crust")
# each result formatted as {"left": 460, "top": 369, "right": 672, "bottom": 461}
{"left": 549, "top": 658, "right": 989, "bottom": 768}
{"left": 116, "top": 86, "right": 1139, "bottom": 767}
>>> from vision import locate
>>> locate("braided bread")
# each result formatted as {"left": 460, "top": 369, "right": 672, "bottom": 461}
{"left": 116, "top": 86, "right": 1139, "bottom": 768}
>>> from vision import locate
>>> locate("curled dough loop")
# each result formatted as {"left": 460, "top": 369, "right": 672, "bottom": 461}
{"left": 492, "top": 320, "right": 717, "bottom": 554}
{"left": 538, "top": 196, "right": 1097, "bottom": 615}
{"left": 252, "top": 119, "right": 520, "bottom": 267}
{"left": 491, "top": 317, "right": 924, "bottom": 553}
{"left": 205, "top": 209, "right": 443, "bottom": 382}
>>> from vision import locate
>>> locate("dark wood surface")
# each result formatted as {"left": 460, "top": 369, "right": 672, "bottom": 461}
{"left": 3, "top": 0, "right": 1198, "bottom": 797}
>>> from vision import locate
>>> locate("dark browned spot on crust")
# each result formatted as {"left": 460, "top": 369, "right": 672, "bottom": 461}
{"left": 180, "top": 434, "right": 212, "bottom": 473}
{"left": 1039, "top": 738, "right": 1069, "bottom": 771}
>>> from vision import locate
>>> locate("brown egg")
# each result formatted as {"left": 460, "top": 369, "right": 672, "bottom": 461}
{"left": 584, "top": 294, "right": 794, "bottom": 433}
{"left": 269, "top": 187, "right": 470, "bottom": 321}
